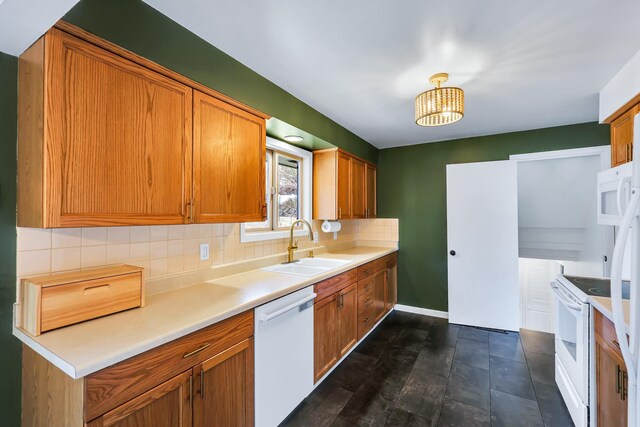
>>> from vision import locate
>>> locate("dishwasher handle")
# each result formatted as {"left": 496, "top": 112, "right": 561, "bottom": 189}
{"left": 260, "top": 293, "right": 317, "bottom": 323}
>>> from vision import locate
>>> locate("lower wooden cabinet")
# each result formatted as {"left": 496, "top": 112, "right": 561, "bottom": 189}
{"left": 87, "top": 370, "right": 193, "bottom": 427}
{"left": 373, "top": 270, "right": 387, "bottom": 323}
{"left": 594, "top": 308, "right": 628, "bottom": 427}
{"left": 314, "top": 276, "right": 358, "bottom": 382}
{"left": 22, "top": 311, "right": 254, "bottom": 427}
{"left": 194, "top": 338, "right": 254, "bottom": 427}
{"left": 337, "top": 283, "right": 358, "bottom": 357}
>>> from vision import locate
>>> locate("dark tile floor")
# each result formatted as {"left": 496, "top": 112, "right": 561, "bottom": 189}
{"left": 282, "top": 311, "right": 574, "bottom": 427}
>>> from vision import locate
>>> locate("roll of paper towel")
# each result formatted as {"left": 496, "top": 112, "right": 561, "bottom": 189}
{"left": 321, "top": 220, "right": 341, "bottom": 233}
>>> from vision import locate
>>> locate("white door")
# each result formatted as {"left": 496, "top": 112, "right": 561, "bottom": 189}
{"left": 447, "top": 160, "right": 520, "bottom": 331}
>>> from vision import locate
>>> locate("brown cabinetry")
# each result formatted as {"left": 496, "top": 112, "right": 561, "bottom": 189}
{"left": 611, "top": 106, "right": 635, "bottom": 167}
{"left": 314, "top": 271, "right": 358, "bottom": 382}
{"left": 18, "top": 24, "right": 268, "bottom": 228}
{"left": 22, "top": 311, "right": 255, "bottom": 427}
{"left": 366, "top": 163, "right": 377, "bottom": 219}
{"left": 351, "top": 158, "right": 366, "bottom": 219}
{"left": 87, "top": 370, "right": 193, "bottom": 427}
{"left": 19, "top": 28, "right": 193, "bottom": 227}
{"left": 194, "top": 338, "right": 254, "bottom": 427}
{"left": 193, "top": 91, "right": 266, "bottom": 223}
{"left": 313, "top": 148, "right": 377, "bottom": 220}
{"left": 356, "top": 252, "right": 398, "bottom": 340}
{"left": 594, "top": 308, "right": 628, "bottom": 427}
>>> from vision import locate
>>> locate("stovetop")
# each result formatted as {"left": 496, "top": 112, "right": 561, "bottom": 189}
{"left": 562, "top": 275, "right": 630, "bottom": 299}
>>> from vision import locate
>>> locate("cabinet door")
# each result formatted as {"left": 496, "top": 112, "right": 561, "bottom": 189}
{"left": 87, "top": 370, "right": 192, "bottom": 427}
{"left": 337, "top": 283, "right": 358, "bottom": 357}
{"left": 373, "top": 270, "right": 387, "bottom": 322}
{"left": 385, "top": 266, "right": 398, "bottom": 311}
{"left": 611, "top": 108, "right": 634, "bottom": 167}
{"left": 365, "top": 164, "right": 377, "bottom": 218}
{"left": 337, "top": 152, "right": 352, "bottom": 219}
{"left": 351, "top": 158, "right": 366, "bottom": 219}
{"left": 595, "top": 333, "right": 627, "bottom": 426}
{"left": 45, "top": 29, "right": 193, "bottom": 227}
{"left": 194, "top": 338, "right": 254, "bottom": 427}
{"left": 193, "top": 91, "right": 266, "bottom": 223}
{"left": 314, "top": 294, "right": 339, "bottom": 382}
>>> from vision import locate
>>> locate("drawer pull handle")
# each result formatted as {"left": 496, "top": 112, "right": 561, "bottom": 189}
{"left": 365, "top": 298, "right": 373, "bottom": 306}
{"left": 183, "top": 343, "right": 211, "bottom": 359}
{"left": 613, "top": 339, "right": 620, "bottom": 348}
{"left": 83, "top": 284, "right": 111, "bottom": 295}
{"left": 364, "top": 316, "right": 371, "bottom": 323}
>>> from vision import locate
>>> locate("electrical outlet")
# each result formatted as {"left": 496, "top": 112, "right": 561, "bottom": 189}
{"left": 199, "top": 243, "right": 209, "bottom": 261}
{"left": 313, "top": 231, "right": 319, "bottom": 244}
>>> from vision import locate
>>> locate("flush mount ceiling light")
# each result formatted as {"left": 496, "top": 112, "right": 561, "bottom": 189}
{"left": 415, "top": 73, "right": 464, "bottom": 127}
{"left": 283, "top": 135, "right": 304, "bottom": 143}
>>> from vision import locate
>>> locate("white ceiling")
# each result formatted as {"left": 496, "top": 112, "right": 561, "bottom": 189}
{"left": 2, "top": 1, "right": 639, "bottom": 148}
{"left": 143, "top": 0, "right": 640, "bottom": 148}
{"left": 0, "top": 0, "right": 80, "bottom": 55}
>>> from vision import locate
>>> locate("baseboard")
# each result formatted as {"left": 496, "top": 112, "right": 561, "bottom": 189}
{"left": 394, "top": 304, "right": 448, "bottom": 319}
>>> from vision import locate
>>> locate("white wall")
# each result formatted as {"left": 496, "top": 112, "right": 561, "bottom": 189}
{"left": 516, "top": 152, "right": 605, "bottom": 276}
{"left": 600, "top": 48, "right": 640, "bottom": 122}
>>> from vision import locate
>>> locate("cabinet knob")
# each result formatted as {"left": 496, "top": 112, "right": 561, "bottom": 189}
{"left": 449, "top": 250, "right": 456, "bottom": 256}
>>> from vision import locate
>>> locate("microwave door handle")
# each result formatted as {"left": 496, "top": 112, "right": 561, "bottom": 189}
{"left": 616, "top": 177, "right": 627, "bottom": 217}
{"left": 550, "top": 284, "right": 583, "bottom": 311}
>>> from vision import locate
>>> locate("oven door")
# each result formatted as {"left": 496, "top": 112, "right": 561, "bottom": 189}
{"left": 551, "top": 281, "right": 589, "bottom": 403}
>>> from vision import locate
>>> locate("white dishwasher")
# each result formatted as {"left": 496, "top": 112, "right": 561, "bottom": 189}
{"left": 255, "top": 285, "right": 316, "bottom": 427}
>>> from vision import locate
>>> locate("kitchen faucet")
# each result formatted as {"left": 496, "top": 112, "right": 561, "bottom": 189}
{"left": 285, "top": 219, "right": 314, "bottom": 264}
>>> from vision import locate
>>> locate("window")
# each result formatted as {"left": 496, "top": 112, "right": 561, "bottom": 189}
{"left": 240, "top": 137, "right": 312, "bottom": 242}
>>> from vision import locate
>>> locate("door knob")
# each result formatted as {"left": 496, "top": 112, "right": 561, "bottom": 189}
{"left": 449, "top": 250, "right": 456, "bottom": 256}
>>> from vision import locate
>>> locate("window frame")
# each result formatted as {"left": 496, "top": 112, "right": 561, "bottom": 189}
{"left": 240, "top": 137, "right": 313, "bottom": 243}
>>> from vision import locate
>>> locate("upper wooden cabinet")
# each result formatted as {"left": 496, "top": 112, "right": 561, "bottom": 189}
{"left": 365, "top": 163, "right": 377, "bottom": 219}
{"left": 193, "top": 91, "right": 265, "bottom": 223}
{"left": 351, "top": 158, "right": 366, "bottom": 219}
{"left": 18, "top": 24, "right": 269, "bottom": 228}
{"left": 313, "top": 148, "right": 377, "bottom": 220}
{"left": 19, "top": 29, "right": 193, "bottom": 227}
{"left": 611, "top": 106, "right": 635, "bottom": 167}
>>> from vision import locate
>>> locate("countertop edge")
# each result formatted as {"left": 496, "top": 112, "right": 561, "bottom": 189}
{"left": 589, "top": 296, "right": 631, "bottom": 334}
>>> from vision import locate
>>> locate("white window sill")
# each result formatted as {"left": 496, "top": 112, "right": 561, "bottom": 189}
{"left": 240, "top": 227, "right": 311, "bottom": 243}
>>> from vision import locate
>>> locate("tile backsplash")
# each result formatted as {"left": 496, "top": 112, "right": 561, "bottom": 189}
{"left": 17, "top": 218, "right": 398, "bottom": 281}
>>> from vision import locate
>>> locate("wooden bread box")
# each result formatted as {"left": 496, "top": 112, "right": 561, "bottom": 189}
{"left": 21, "top": 265, "right": 144, "bottom": 336}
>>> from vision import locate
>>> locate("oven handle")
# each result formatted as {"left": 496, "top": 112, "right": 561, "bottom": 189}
{"left": 550, "top": 283, "right": 583, "bottom": 311}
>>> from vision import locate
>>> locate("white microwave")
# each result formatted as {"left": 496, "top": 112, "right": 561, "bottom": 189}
{"left": 597, "top": 162, "right": 633, "bottom": 225}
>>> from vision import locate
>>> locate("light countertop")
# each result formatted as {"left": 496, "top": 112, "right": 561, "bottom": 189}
{"left": 590, "top": 296, "right": 630, "bottom": 333}
{"left": 14, "top": 244, "right": 397, "bottom": 379}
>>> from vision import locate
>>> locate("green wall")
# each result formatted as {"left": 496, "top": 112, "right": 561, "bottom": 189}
{"left": 378, "top": 122, "right": 610, "bottom": 312}
{"left": 0, "top": 53, "right": 19, "bottom": 426}
{"left": 62, "top": 0, "right": 377, "bottom": 163}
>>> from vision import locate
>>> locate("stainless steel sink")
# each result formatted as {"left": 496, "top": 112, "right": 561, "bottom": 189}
{"left": 261, "top": 257, "right": 353, "bottom": 277}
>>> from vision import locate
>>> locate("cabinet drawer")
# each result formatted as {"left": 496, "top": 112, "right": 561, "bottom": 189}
{"left": 358, "top": 290, "right": 375, "bottom": 314}
{"left": 357, "top": 262, "right": 375, "bottom": 280}
{"left": 357, "top": 275, "right": 375, "bottom": 296}
{"left": 21, "top": 265, "right": 144, "bottom": 336}
{"left": 594, "top": 308, "right": 625, "bottom": 354}
{"left": 358, "top": 306, "right": 376, "bottom": 340}
{"left": 84, "top": 310, "right": 253, "bottom": 422}
{"left": 374, "top": 252, "right": 398, "bottom": 272}
{"left": 315, "top": 269, "right": 357, "bottom": 301}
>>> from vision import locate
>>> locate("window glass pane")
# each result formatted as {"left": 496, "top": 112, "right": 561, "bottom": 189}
{"left": 244, "top": 151, "right": 272, "bottom": 230}
{"left": 276, "top": 154, "right": 300, "bottom": 229}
